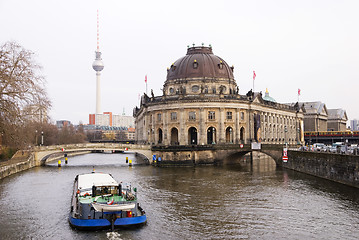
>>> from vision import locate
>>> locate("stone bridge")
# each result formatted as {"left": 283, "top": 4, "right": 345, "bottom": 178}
{"left": 151, "top": 144, "right": 286, "bottom": 166}
{"left": 34, "top": 143, "right": 152, "bottom": 166}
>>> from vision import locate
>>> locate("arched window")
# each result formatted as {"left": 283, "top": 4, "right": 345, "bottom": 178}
{"left": 188, "top": 127, "right": 198, "bottom": 145}
{"left": 207, "top": 127, "right": 216, "bottom": 144}
{"left": 171, "top": 128, "right": 178, "bottom": 145}
{"left": 225, "top": 127, "right": 233, "bottom": 143}
{"left": 240, "top": 127, "right": 245, "bottom": 143}
{"left": 158, "top": 128, "right": 163, "bottom": 144}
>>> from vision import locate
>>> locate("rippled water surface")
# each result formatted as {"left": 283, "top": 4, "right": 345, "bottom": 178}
{"left": 0, "top": 152, "right": 358, "bottom": 239}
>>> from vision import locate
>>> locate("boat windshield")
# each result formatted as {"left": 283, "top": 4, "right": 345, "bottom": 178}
{"left": 94, "top": 186, "right": 118, "bottom": 196}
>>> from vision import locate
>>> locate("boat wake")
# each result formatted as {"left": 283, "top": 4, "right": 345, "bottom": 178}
{"left": 106, "top": 231, "right": 122, "bottom": 240}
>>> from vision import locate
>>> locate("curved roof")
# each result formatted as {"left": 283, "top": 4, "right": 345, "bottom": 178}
{"left": 263, "top": 89, "right": 276, "bottom": 103}
{"left": 166, "top": 46, "right": 234, "bottom": 81}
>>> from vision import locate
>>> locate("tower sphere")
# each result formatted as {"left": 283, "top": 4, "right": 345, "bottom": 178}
{"left": 92, "top": 59, "right": 104, "bottom": 71}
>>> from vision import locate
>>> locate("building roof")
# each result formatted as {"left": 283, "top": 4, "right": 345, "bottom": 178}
{"left": 165, "top": 46, "right": 234, "bottom": 81}
{"left": 327, "top": 108, "right": 348, "bottom": 120}
{"left": 300, "top": 101, "right": 328, "bottom": 116}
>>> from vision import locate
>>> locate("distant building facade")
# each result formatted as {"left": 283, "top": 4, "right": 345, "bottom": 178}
{"left": 89, "top": 112, "right": 135, "bottom": 128}
{"left": 56, "top": 120, "right": 72, "bottom": 129}
{"left": 23, "top": 104, "right": 48, "bottom": 123}
{"left": 295, "top": 102, "right": 348, "bottom": 132}
{"left": 327, "top": 109, "right": 348, "bottom": 131}
{"left": 299, "top": 102, "right": 328, "bottom": 132}
{"left": 350, "top": 119, "right": 359, "bottom": 131}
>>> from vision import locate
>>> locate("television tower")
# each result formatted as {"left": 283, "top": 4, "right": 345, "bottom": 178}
{"left": 92, "top": 9, "right": 104, "bottom": 114}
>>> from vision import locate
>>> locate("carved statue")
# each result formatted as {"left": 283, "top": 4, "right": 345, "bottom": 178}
{"left": 219, "top": 85, "right": 224, "bottom": 95}
{"left": 151, "top": 89, "right": 154, "bottom": 98}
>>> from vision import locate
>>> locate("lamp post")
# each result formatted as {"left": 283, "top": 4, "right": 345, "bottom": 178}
{"left": 41, "top": 131, "right": 44, "bottom": 146}
{"left": 35, "top": 130, "right": 38, "bottom": 146}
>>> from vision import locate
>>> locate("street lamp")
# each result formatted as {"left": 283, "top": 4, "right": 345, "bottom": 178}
{"left": 35, "top": 130, "right": 38, "bottom": 146}
{"left": 284, "top": 126, "right": 288, "bottom": 148}
{"left": 41, "top": 131, "right": 44, "bottom": 146}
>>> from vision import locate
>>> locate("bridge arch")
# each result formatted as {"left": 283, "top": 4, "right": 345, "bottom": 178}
{"left": 214, "top": 148, "right": 283, "bottom": 166}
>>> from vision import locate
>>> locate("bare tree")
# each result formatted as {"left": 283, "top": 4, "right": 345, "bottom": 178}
{"left": 0, "top": 41, "right": 51, "bottom": 148}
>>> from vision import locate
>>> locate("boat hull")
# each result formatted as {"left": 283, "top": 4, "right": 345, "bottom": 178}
{"left": 69, "top": 214, "right": 147, "bottom": 230}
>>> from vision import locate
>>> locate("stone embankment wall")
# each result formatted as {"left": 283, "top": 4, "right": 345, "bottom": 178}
{"left": 285, "top": 151, "right": 359, "bottom": 188}
{"left": 0, "top": 151, "right": 37, "bottom": 180}
{"left": 0, "top": 150, "right": 89, "bottom": 180}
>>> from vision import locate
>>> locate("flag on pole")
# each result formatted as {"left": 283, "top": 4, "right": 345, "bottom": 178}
{"left": 253, "top": 71, "right": 256, "bottom": 80}
{"left": 298, "top": 88, "right": 301, "bottom": 96}
{"left": 145, "top": 75, "right": 147, "bottom": 83}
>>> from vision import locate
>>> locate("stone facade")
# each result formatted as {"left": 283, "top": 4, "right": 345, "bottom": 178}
{"left": 327, "top": 109, "right": 348, "bottom": 131}
{"left": 133, "top": 46, "right": 305, "bottom": 148}
{"left": 299, "top": 102, "right": 328, "bottom": 132}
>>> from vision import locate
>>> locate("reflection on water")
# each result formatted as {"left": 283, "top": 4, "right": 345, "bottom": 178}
{"left": 0, "top": 152, "right": 358, "bottom": 239}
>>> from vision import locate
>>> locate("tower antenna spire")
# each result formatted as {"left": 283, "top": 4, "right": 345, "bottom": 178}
{"left": 97, "top": 9, "right": 100, "bottom": 51}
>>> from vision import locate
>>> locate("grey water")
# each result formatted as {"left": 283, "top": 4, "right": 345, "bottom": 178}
{"left": 0, "top": 152, "right": 358, "bottom": 239}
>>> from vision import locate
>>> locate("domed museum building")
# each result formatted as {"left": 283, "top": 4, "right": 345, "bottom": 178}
{"left": 133, "top": 45, "right": 304, "bottom": 160}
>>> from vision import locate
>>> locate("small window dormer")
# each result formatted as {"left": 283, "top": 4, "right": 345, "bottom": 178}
{"left": 193, "top": 59, "right": 198, "bottom": 69}
{"left": 218, "top": 60, "right": 223, "bottom": 69}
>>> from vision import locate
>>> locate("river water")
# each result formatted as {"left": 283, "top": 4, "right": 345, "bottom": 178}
{"left": 0, "top": 152, "right": 358, "bottom": 239}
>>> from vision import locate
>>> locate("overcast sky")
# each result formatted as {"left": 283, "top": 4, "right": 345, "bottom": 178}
{"left": 1, "top": 0, "right": 358, "bottom": 125}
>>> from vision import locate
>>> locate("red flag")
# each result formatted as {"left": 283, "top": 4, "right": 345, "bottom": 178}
{"left": 253, "top": 71, "right": 256, "bottom": 80}
{"left": 145, "top": 75, "right": 147, "bottom": 83}
{"left": 298, "top": 88, "right": 301, "bottom": 96}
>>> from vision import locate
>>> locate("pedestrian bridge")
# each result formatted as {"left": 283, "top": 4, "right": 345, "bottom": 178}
{"left": 34, "top": 143, "right": 152, "bottom": 166}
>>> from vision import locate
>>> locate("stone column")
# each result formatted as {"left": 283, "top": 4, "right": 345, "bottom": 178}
{"left": 163, "top": 111, "right": 168, "bottom": 145}
{"left": 235, "top": 109, "right": 240, "bottom": 144}
{"left": 199, "top": 108, "right": 205, "bottom": 145}
{"left": 219, "top": 108, "right": 225, "bottom": 143}
{"left": 144, "top": 113, "right": 149, "bottom": 143}
{"left": 179, "top": 108, "right": 185, "bottom": 145}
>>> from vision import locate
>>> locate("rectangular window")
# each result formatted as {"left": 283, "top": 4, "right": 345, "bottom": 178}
{"left": 171, "top": 112, "right": 177, "bottom": 121}
{"left": 157, "top": 113, "right": 162, "bottom": 121}
{"left": 208, "top": 111, "right": 215, "bottom": 120}
{"left": 189, "top": 111, "right": 196, "bottom": 120}
{"left": 240, "top": 112, "right": 244, "bottom": 120}
{"left": 226, "top": 111, "right": 232, "bottom": 120}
